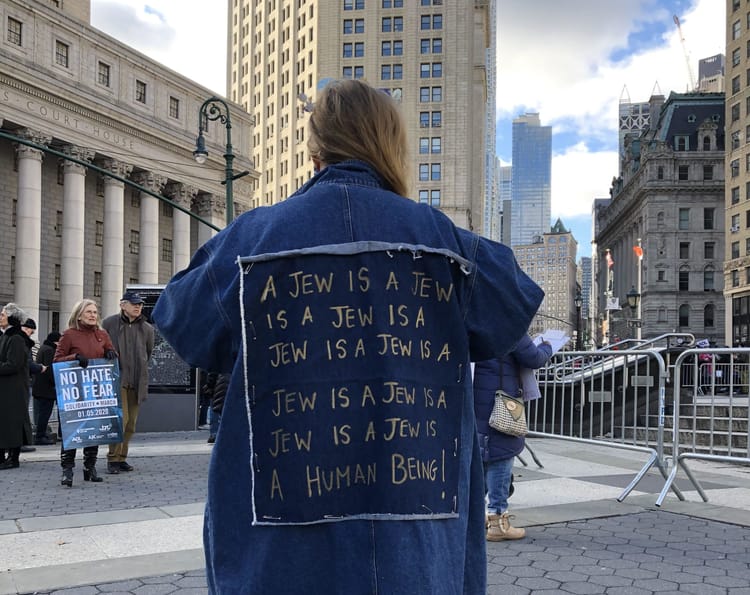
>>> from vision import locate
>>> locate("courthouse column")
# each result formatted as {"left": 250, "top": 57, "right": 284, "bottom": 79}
{"left": 100, "top": 159, "right": 133, "bottom": 319}
{"left": 195, "top": 193, "right": 226, "bottom": 248}
{"left": 14, "top": 129, "right": 51, "bottom": 324}
{"left": 132, "top": 172, "right": 167, "bottom": 284}
{"left": 59, "top": 145, "right": 95, "bottom": 324}
{"left": 164, "top": 182, "right": 198, "bottom": 274}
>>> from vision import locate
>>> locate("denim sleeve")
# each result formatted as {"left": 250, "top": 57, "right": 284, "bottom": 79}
{"left": 461, "top": 234, "right": 544, "bottom": 362}
{"left": 152, "top": 234, "right": 240, "bottom": 374}
{"left": 511, "top": 334, "right": 553, "bottom": 369}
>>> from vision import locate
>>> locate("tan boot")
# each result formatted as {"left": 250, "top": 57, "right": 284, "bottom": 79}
{"left": 486, "top": 512, "right": 526, "bottom": 541}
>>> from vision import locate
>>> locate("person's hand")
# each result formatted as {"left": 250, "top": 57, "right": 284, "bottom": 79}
{"left": 104, "top": 349, "right": 118, "bottom": 360}
{"left": 75, "top": 354, "right": 89, "bottom": 368}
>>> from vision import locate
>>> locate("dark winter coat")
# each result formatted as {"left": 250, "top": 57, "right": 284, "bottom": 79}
{"left": 102, "top": 312, "right": 154, "bottom": 404}
{"left": 0, "top": 326, "right": 33, "bottom": 448}
{"left": 32, "top": 340, "right": 58, "bottom": 400}
{"left": 473, "top": 335, "right": 552, "bottom": 462}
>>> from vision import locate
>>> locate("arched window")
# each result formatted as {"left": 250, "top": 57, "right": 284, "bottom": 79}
{"left": 679, "top": 304, "right": 690, "bottom": 327}
{"left": 704, "top": 304, "right": 715, "bottom": 328}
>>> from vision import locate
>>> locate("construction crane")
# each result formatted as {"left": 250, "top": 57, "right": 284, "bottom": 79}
{"left": 673, "top": 14, "right": 697, "bottom": 91}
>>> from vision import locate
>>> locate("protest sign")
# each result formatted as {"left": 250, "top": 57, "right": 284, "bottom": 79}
{"left": 53, "top": 358, "right": 123, "bottom": 450}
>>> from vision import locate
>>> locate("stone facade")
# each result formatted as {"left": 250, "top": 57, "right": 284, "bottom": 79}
{"left": 596, "top": 92, "right": 726, "bottom": 344}
{"left": 0, "top": 0, "right": 256, "bottom": 336}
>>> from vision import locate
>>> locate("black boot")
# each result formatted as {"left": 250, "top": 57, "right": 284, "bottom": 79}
{"left": 83, "top": 466, "right": 103, "bottom": 482}
{"left": 0, "top": 448, "right": 20, "bottom": 469}
{"left": 61, "top": 467, "right": 73, "bottom": 487}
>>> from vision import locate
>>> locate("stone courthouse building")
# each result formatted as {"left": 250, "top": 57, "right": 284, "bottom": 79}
{"left": 0, "top": 0, "right": 255, "bottom": 336}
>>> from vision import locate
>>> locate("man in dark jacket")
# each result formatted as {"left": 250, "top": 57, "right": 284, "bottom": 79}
{"left": 102, "top": 291, "right": 154, "bottom": 474}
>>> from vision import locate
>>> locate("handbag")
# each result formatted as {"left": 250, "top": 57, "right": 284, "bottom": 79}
{"left": 488, "top": 390, "right": 527, "bottom": 437}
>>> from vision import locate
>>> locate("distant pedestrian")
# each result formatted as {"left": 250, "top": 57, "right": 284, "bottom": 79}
{"left": 0, "top": 303, "right": 34, "bottom": 470}
{"left": 54, "top": 298, "right": 118, "bottom": 487}
{"left": 473, "top": 334, "right": 552, "bottom": 541}
{"left": 102, "top": 291, "right": 154, "bottom": 474}
{"left": 32, "top": 331, "right": 61, "bottom": 445}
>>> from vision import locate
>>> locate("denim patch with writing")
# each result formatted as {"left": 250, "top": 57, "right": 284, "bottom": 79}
{"left": 238, "top": 244, "right": 472, "bottom": 525}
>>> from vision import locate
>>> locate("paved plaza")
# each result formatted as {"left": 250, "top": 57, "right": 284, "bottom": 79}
{"left": 1, "top": 432, "right": 749, "bottom": 594}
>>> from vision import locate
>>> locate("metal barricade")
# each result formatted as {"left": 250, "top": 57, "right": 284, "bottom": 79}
{"left": 656, "top": 347, "right": 750, "bottom": 506}
{"left": 532, "top": 349, "right": 683, "bottom": 502}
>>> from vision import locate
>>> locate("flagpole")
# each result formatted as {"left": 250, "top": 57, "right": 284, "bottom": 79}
{"left": 606, "top": 248, "right": 613, "bottom": 345}
{"left": 636, "top": 238, "right": 642, "bottom": 340}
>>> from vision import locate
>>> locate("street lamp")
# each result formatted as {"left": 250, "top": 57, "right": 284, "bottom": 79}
{"left": 194, "top": 96, "right": 249, "bottom": 226}
{"left": 626, "top": 285, "right": 640, "bottom": 311}
{"left": 574, "top": 290, "right": 583, "bottom": 350}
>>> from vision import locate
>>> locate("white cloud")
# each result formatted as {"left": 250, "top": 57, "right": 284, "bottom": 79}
{"left": 551, "top": 144, "right": 617, "bottom": 218}
{"left": 91, "top": 0, "right": 227, "bottom": 95}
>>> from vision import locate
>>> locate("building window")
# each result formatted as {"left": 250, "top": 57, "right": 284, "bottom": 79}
{"left": 169, "top": 96, "right": 180, "bottom": 118}
{"left": 432, "top": 38, "right": 442, "bottom": 53}
{"left": 343, "top": 19, "right": 353, "bottom": 34}
{"left": 162, "top": 238, "right": 173, "bottom": 262}
{"left": 135, "top": 79, "right": 147, "bottom": 104}
{"left": 418, "top": 189, "right": 429, "bottom": 204}
{"left": 55, "top": 40, "right": 69, "bottom": 67}
{"left": 733, "top": 47, "right": 742, "bottom": 66}
{"left": 355, "top": 19, "right": 364, "bottom": 33}
{"left": 7, "top": 17, "right": 22, "bottom": 46}
{"left": 703, "top": 165, "right": 713, "bottom": 180}
{"left": 733, "top": 270, "right": 740, "bottom": 287}
{"left": 93, "top": 271, "right": 102, "bottom": 297}
{"left": 10, "top": 255, "right": 14, "bottom": 284}
{"left": 130, "top": 230, "right": 140, "bottom": 254}
{"left": 675, "top": 136, "right": 689, "bottom": 151}
{"left": 431, "top": 86, "right": 442, "bottom": 101}
{"left": 746, "top": 237, "right": 750, "bottom": 256}
{"left": 657, "top": 270, "right": 666, "bottom": 282}
{"left": 355, "top": 42, "right": 365, "bottom": 56}
{"left": 704, "top": 242, "right": 715, "bottom": 259}
{"left": 732, "top": 158, "right": 741, "bottom": 177}
{"left": 344, "top": 42, "right": 353, "bottom": 57}
{"left": 344, "top": 0, "right": 353, "bottom": 8}
{"left": 678, "top": 208, "right": 689, "bottom": 230}
{"left": 419, "top": 87, "right": 430, "bottom": 102}
{"left": 732, "top": 103, "right": 741, "bottom": 122}
{"left": 733, "top": 186, "right": 741, "bottom": 204}
{"left": 354, "top": 65, "right": 364, "bottom": 79}
{"left": 431, "top": 111, "right": 441, "bottom": 127}
{"left": 55, "top": 210, "right": 63, "bottom": 237}
{"left": 430, "top": 163, "right": 441, "bottom": 180}
{"left": 12, "top": 199, "right": 17, "bottom": 227}
{"left": 705, "top": 269, "right": 715, "bottom": 291}
{"left": 54, "top": 264, "right": 61, "bottom": 291}
{"left": 733, "top": 76, "right": 741, "bottom": 94}
{"left": 733, "top": 20, "right": 741, "bottom": 40}
{"left": 703, "top": 208, "right": 714, "bottom": 230}
{"left": 732, "top": 131, "right": 741, "bottom": 150}
{"left": 431, "top": 137, "right": 441, "bottom": 153}
{"left": 732, "top": 241, "right": 741, "bottom": 259}
{"left": 98, "top": 61, "right": 110, "bottom": 87}
{"left": 678, "top": 165, "right": 689, "bottom": 180}
{"left": 95, "top": 221, "right": 104, "bottom": 246}
{"left": 679, "top": 270, "right": 689, "bottom": 291}
{"left": 392, "top": 64, "right": 402, "bottom": 79}
{"left": 430, "top": 189, "right": 440, "bottom": 207}
{"left": 343, "top": 66, "right": 353, "bottom": 78}
{"left": 704, "top": 304, "right": 714, "bottom": 327}
{"left": 419, "top": 111, "right": 429, "bottom": 127}
{"left": 679, "top": 304, "right": 690, "bottom": 326}
{"left": 657, "top": 166, "right": 664, "bottom": 180}
{"left": 419, "top": 164, "right": 429, "bottom": 181}
{"left": 679, "top": 242, "right": 689, "bottom": 259}
{"left": 381, "top": 64, "right": 391, "bottom": 79}
{"left": 419, "top": 138, "right": 429, "bottom": 154}
{"left": 382, "top": 17, "right": 392, "bottom": 32}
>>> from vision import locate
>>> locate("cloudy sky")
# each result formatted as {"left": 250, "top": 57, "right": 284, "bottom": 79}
{"left": 90, "top": 0, "right": 725, "bottom": 257}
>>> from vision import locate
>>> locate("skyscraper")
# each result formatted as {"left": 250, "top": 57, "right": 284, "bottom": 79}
{"left": 228, "top": 0, "right": 494, "bottom": 232}
{"left": 509, "top": 113, "right": 551, "bottom": 246}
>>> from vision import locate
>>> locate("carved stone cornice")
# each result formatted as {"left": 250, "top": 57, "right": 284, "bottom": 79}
{"left": 60, "top": 145, "right": 95, "bottom": 175}
{"left": 194, "top": 193, "right": 226, "bottom": 217}
{"left": 99, "top": 158, "right": 134, "bottom": 187}
{"left": 15, "top": 128, "right": 51, "bottom": 160}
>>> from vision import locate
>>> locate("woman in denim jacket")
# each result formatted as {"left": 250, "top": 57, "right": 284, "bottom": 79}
{"left": 153, "top": 80, "right": 544, "bottom": 595}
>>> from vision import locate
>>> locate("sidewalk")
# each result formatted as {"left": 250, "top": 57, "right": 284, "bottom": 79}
{"left": 1, "top": 432, "right": 748, "bottom": 594}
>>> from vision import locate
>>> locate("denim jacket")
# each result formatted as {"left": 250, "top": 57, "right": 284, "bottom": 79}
{"left": 153, "top": 160, "right": 543, "bottom": 594}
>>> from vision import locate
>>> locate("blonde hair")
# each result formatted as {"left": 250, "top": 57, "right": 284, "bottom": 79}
{"left": 308, "top": 79, "right": 410, "bottom": 197}
{"left": 68, "top": 299, "right": 102, "bottom": 330}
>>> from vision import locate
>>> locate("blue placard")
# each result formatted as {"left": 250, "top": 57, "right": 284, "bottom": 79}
{"left": 53, "top": 359, "right": 123, "bottom": 450}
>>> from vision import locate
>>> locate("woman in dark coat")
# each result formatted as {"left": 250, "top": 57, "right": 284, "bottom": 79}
{"left": 0, "top": 303, "right": 34, "bottom": 470}
{"left": 473, "top": 334, "right": 552, "bottom": 541}
{"left": 32, "top": 331, "right": 61, "bottom": 445}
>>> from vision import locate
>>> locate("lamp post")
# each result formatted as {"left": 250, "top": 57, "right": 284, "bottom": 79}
{"left": 574, "top": 290, "right": 583, "bottom": 350}
{"left": 626, "top": 284, "right": 641, "bottom": 339}
{"left": 194, "top": 97, "right": 249, "bottom": 227}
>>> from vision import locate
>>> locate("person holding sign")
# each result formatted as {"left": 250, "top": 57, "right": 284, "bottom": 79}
{"left": 54, "top": 299, "right": 117, "bottom": 487}
{"left": 153, "top": 79, "right": 544, "bottom": 595}
{"left": 472, "top": 334, "right": 552, "bottom": 541}
{"left": 0, "top": 303, "right": 34, "bottom": 470}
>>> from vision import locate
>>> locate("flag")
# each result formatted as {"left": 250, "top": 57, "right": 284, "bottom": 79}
{"left": 605, "top": 250, "right": 614, "bottom": 270}
{"left": 633, "top": 245, "right": 643, "bottom": 259}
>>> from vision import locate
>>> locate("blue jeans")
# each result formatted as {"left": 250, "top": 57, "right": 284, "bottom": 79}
{"left": 484, "top": 456, "right": 514, "bottom": 514}
{"left": 209, "top": 407, "right": 221, "bottom": 439}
